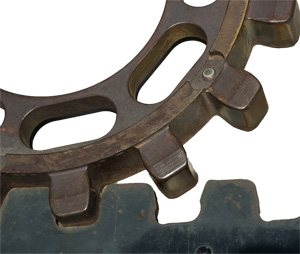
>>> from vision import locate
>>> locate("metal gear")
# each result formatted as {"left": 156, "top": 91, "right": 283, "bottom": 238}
{"left": 1, "top": 0, "right": 299, "bottom": 227}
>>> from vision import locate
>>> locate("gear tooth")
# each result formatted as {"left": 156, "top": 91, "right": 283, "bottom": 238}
{"left": 207, "top": 65, "right": 268, "bottom": 131}
{"left": 49, "top": 166, "right": 98, "bottom": 226}
{"left": 246, "top": 0, "right": 300, "bottom": 48}
{"left": 135, "top": 126, "right": 198, "bottom": 199}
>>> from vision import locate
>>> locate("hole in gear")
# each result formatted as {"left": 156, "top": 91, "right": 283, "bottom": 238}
{"left": 0, "top": 107, "right": 5, "bottom": 126}
{"left": 33, "top": 111, "right": 116, "bottom": 150}
{"left": 137, "top": 40, "right": 205, "bottom": 104}
{"left": 184, "top": 0, "right": 217, "bottom": 7}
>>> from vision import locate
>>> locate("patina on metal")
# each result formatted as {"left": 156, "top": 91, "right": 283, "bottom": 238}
{"left": 1, "top": 180, "right": 299, "bottom": 253}
{"left": 1, "top": 0, "right": 299, "bottom": 226}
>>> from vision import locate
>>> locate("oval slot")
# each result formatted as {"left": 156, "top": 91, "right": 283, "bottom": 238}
{"left": 0, "top": 107, "right": 5, "bottom": 126}
{"left": 184, "top": 0, "right": 216, "bottom": 7}
{"left": 137, "top": 41, "right": 205, "bottom": 104}
{"left": 33, "top": 111, "right": 116, "bottom": 151}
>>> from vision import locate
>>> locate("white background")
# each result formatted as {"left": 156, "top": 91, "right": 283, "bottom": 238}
{"left": 0, "top": 0, "right": 299, "bottom": 224}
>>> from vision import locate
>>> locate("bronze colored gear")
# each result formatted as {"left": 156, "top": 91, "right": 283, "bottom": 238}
{"left": 1, "top": 0, "right": 299, "bottom": 226}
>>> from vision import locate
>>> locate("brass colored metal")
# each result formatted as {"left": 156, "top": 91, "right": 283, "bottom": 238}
{"left": 49, "top": 166, "right": 98, "bottom": 226}
{"left": 135, "top": 126, "right": 198, "bottom": 199}
{"left": 1, "top": 0, "right": 299, "bottom": 226}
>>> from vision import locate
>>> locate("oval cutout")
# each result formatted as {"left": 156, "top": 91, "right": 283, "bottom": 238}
{"left": 33, "top": 111, "right": 116, "bottom": 151}
{"left": 0, "top": 107, "right": 5, "bottom": 126}
{"left": 184, "top": 0, "right": 216, "bottom": 7}
{"left": 137, "top": 41, "right": 205, "bottom": 104}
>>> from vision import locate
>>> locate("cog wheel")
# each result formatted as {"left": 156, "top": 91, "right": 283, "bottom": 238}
{"left": 1, "top": 0, "right": 299, "bottom": 226}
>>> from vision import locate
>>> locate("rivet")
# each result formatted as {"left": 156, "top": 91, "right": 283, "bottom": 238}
{"left": 202, "top": 68, "right": 216, "bottom": 81}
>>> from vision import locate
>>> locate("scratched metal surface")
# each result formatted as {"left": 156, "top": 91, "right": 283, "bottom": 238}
{"left": 1, "top": 180, "right": 299, "bottom": 253}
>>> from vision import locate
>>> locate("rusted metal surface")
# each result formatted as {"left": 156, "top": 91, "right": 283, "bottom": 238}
{"left": 1, "top": 0, "right": 299, "bottom": 226}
